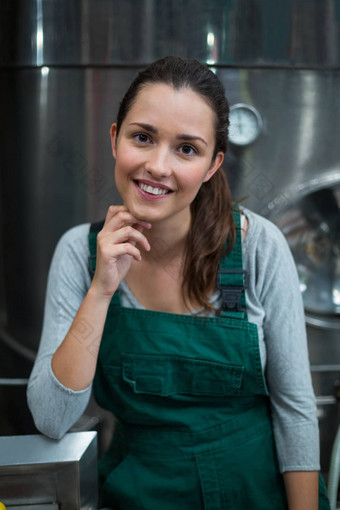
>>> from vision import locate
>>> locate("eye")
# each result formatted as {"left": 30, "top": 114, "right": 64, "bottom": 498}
{"left": 178, "top": 144, "right": 197, "bottom": 156}
{"left": 134, "top": 133, "right": 151, "bottom": 144}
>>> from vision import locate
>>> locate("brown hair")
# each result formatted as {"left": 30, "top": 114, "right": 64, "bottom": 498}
{"left": 116, "top": 56, "right": 235, "bottom": 312}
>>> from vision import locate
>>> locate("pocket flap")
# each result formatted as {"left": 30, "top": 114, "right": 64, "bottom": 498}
{"left": 122, "top": 353, "right": 244, "bottom": 397}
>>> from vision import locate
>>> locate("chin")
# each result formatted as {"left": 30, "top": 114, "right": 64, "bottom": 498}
{"left": 124, "top": 201, "right": 154, "bottom": 222}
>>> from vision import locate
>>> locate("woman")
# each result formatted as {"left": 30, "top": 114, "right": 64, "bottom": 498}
{"left": 27, "top": 57, "right": 330, "bottom": 509}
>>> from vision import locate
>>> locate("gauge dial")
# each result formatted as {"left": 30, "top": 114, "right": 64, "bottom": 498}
{"left": 228, "top": 103, "right": 263, "bottom": 147}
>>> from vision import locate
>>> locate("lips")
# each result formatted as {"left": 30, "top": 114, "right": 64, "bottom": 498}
{"left": 134, "top": 180, "right": 174, "bottom": 197}
{"left": 138, "top": 182, "right": 169, "bottom": 195}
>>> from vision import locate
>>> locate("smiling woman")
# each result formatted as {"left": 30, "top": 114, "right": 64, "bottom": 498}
{"left": 27, "top": 57, "right": 330, "bottom": 510}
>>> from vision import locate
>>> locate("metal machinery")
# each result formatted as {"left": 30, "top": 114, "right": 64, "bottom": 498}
{"left": 0, "top": 432, "right": 98, "bottom": 508}
{"left": 0, "top": 0, "right": 339, "bottom": 482}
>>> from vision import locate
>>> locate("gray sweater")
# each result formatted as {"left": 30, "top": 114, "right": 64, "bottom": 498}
{"left": 27, "top": 208, "right": 320, "bottom": 473}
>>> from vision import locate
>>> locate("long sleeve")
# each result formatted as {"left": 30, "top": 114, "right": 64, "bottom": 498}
{"left": 243, "top": 209, "right": 319, "bottom": 473}
{"left": 27, "top": 223, "right": 92, "bottom": 439}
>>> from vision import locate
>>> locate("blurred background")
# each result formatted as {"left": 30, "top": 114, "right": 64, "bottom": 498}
{"left": 0, "top": 0, "right": 339, "bottom": 477}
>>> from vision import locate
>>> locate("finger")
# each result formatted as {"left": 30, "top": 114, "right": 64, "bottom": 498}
{"left": 104, "top": 205, "right": 128, "bottom": 224}
{"left": 99, "top": 225, "right": 150, "bottom": 252}
{"left": 103, "top": 207, "right": 151, "bottom": 232}
{"left": 116, "top": 225, "right": 151, "bottom": 252}
{"left": 110, "top": 243, "right": 143, "bottom": 262}
{"left": 97, "top": 235, "right": 144, "bottom": 262}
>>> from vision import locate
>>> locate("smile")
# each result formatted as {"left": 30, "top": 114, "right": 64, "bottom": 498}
{"left": 137, "top": 182, "right": 171, "bottom": 196}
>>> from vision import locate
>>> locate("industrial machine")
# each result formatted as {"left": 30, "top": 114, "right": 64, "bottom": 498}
{"left": 0, "top": 431, "right": 98, "bottom": 509}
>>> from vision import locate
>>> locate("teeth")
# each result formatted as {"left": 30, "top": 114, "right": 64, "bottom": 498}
{"left": 138, "top": 183, "right": 169, "bottom": 195}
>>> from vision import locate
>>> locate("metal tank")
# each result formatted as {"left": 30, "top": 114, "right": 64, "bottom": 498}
{"left": 1, "top": 0, "right": 339, "bottom": 474}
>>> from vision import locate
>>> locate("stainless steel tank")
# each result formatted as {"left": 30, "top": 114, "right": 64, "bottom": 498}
{"left": 1, "top": 0, "right": 339, "bottom": 473}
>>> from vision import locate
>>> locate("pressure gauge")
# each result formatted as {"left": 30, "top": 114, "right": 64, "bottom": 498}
{"left": 228, "top": 103, "right": 263, "bottom": 147}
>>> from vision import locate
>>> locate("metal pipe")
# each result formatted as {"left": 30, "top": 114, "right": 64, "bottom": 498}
{"left": 0, "top": 378, "right": 29, "bottom": 386}
{"left": 328, "top": 424, "right": 340, "bottom": 510}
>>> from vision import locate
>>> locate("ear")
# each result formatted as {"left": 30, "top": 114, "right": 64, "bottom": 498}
{"left": 202, "top": 151, "right": 224, "bottom": 183}
{"left": 110, "top": 123, "right": 118, "bottom": 159}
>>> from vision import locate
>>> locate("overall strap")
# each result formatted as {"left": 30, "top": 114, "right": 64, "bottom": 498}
{"left": 217, "top": 210, "right": 247, "bottom": 319}
{"left": 88, "top": 220, "right": 121, "bottom": 305}
{"left": 88, "top": 220, "right": 104, "bottom": 278}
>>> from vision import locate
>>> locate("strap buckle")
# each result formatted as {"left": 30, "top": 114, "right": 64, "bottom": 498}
{"left": 217, "top": 270, "right": 247, "bottom": 313}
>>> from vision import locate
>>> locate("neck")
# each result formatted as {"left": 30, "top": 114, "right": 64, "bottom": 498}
{"left": 143, "top": 210, "right": 191, "bottom": 265}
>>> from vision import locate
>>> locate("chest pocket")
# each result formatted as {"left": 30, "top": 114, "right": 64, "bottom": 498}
{"left": 122, "top": 353, "right": 244, "bottom": 397}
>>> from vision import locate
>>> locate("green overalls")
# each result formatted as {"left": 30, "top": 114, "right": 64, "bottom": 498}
{"left": 88, "top": 212, "right": 330, "bottom": 510}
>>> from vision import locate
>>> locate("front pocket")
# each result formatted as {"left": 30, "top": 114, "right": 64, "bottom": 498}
{"left": 122, "top": 353, "right": 244, "bottom": 397}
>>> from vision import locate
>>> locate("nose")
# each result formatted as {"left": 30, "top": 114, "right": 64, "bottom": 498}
{"left": 144, "top": 144, "right": 171, "bottom": 179}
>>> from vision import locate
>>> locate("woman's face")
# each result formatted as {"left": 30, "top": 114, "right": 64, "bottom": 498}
{"left": 111, "top": 83, "right": 224, "bottom": 224}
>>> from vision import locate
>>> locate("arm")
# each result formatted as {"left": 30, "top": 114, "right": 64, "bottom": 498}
{"left": 283, "top": 471, "right": 318, "bottom": 510}
{"left": 28, "top": 206, "right": 151, "bottom": 438}
{"left": 27, "top": 223, "right": 94, "bottom": 438}
{"left": 247, "top": 211, "right": 320, "bottom": 508}
{"left": 50, "top": 284, "right": 112, "bottom": 391}
{"left": 51, "top": 206, "right": 151, "bottom": 390}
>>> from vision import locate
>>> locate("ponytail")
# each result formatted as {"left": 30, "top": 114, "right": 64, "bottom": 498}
{"left": 183, "top": 169, "right": 236, "bottom": 313}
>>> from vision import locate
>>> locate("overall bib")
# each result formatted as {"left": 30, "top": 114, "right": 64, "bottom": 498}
{"left": 89, "top": 213, "right": 330, "bottom": 510}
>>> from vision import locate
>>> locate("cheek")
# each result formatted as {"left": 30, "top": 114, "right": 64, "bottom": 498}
{"left": 181, "top": 166, "right": 210, "bottom": 190}
{"left": 114, "top": 153, "right": 135, "bottom": 181}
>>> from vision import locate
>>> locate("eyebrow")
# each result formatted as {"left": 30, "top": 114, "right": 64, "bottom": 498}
{"left": 128, "top": 122, "right": 208, "bottom": 146}
{"left": 129, "top": 122, "right": 157, "bottom": 133}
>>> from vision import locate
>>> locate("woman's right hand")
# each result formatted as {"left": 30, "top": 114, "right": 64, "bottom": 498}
{"left": 90, "top": 205, "right": 151, "bottom": 298}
